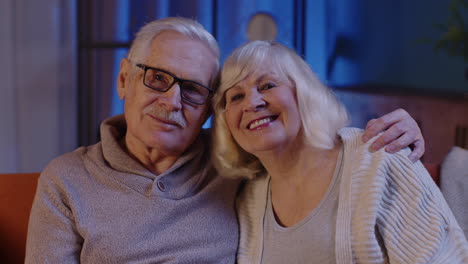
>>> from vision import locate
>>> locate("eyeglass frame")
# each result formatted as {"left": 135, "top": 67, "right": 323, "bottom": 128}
{"left": 135, "top": 63, "right": 215, "bottom": 105}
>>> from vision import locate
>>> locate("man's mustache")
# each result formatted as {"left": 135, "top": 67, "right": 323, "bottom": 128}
{"left": 143, "top": 105, "right": 187, "bottom": 128}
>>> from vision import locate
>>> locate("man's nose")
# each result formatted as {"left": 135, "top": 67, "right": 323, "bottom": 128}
{"left": 243, "top": 90, "right": 266, "bottom": 112}
{"left": 158, "top": 82, "right": 182, "bottom": 111}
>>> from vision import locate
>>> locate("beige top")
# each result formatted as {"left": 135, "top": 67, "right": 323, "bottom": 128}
{"left": 261, "top": 147, "right": 344, "bottom": 263}
{"left": 236, "top": 128, "right": 468, "bottom": 264}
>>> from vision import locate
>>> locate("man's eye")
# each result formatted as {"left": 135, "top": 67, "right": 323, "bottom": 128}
{"left": 183, "top": 84, "right": 202, "bottom": 94}
{"left": 153, "top": 73, "right": 165, "bottom": 81}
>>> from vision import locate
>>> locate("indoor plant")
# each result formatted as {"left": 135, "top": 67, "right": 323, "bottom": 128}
{"left": 427, "top": 0, "right": 468, "bottom": 80}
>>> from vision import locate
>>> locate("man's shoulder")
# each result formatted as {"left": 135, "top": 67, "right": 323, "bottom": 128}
{"left": 40, "top": 143, "right": 101, "bottom": 183}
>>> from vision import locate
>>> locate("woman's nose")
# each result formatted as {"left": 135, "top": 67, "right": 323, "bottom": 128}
{"left": 243, "top": 91, "right": 266, "bottom": 112}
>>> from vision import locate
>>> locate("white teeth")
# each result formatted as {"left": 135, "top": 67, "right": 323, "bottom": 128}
{"left": 248, "top": 117, "right": 273, "bottom": 129}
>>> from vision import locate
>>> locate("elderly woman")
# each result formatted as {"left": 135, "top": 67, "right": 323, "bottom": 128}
{"left": 212, "top": 41, "right": 468, "bottom": 263}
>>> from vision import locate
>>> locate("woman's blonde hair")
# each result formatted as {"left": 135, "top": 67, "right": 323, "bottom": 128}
{"left": 212, "top": 41, "right": 349, "bottom": 180}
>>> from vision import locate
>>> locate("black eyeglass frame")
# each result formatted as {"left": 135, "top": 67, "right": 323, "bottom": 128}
{"left": 135, "top": 63, "right": 214, "bottom": 105}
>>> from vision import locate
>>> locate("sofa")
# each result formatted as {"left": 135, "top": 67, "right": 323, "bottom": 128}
{"left": 0, "top": 173, "right": 40, "bottom": 264}
{"left": 0, "top": 165, "right": 442, "bottom": 264}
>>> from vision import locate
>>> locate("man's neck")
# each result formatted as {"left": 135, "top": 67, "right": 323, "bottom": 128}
{"left": 120, "top": 136, "right": 181, "bottom": 175}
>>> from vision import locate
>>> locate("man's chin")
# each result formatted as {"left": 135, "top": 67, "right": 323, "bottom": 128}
{"left": 147, "top": 137, "right": 190, "bottom": 156}
{"left": 147, "top": 118, "right": 182, "bottom": 132}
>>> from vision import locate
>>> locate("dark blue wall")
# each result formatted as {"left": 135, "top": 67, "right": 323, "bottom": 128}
{"left": 108, "top": 0, "right": 467, "bottom": 118}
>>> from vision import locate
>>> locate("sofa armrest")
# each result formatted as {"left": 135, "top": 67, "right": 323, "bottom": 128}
{"left": 0, "top": 173, "right": 40, "bottom": 264}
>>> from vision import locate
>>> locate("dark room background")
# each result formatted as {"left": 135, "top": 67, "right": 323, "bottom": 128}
{"left": 1, "top": 0, "right": 466, "bottom": 173}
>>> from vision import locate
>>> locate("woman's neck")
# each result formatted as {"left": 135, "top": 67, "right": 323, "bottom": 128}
{"left": 260, "top": 139, "right": 342, "bottom": 227}
{"left": 257, "top": 137, "right": 338, "bottom": 181}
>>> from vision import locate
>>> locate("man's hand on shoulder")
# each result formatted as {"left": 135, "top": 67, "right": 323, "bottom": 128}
{"left": 361, "top": 108, "right": 425, "bottom": 162}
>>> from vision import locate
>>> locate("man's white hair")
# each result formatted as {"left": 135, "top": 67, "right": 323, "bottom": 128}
{"left": 127, "top": 17, "right": 220, "bottom": 87}
{"left": 212, "top": 40, "right": 349, "bottom": 180}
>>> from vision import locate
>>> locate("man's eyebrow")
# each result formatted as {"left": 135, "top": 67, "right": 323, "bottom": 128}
{"left": 148, "top": 64, "right": 208, "bottom": 86}
{"left": 174, "top": 73, "right": 208, "bottom": 87}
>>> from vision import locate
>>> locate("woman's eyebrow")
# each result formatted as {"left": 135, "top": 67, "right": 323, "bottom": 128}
{"left": 224, "top": 86, "right": 242, "bottom": 98}
{"left": 256, "top": 72, "right": 279, "bottom": 83}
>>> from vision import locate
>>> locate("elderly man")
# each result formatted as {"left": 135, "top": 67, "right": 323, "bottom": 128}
{"left": 25, "top": 17, "right": 424, "bottom": 263}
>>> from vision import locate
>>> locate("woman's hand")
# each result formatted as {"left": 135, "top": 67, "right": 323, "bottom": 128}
{"left": 362, "top": 108, "right": 424, "bottom": 162}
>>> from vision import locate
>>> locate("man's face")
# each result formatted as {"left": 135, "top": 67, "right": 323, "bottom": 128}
{"left": 118, "top": 31, "right": 217, "bottom": 156}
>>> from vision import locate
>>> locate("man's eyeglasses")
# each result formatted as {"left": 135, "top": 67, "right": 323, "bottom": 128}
{"left": 135, "top": 63, "right": 214, "bottom": 105}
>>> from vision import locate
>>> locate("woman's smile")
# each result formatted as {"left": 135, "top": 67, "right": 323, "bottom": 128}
{"left": 246, "top": 115, "right": 279, "bottom": 130}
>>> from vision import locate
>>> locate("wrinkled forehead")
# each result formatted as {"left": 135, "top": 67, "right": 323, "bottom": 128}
{"left": 143, "top": 31, "right": 218, "bottom": 87}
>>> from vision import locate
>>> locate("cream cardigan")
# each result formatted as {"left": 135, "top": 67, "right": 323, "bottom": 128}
{"left": 236, "top": 128, "right": 468, "bottom": 264}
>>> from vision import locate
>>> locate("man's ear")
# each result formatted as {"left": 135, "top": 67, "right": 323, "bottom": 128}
{"left": 117, "top": 58, "right": 131, "bottom": 100}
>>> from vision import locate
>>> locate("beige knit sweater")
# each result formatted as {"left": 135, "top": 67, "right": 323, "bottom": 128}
{"left": 236, "top": 128, "right": 468, "bottom": 264}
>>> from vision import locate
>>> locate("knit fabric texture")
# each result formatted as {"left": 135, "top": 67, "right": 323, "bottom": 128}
{"left": 236, "top": 128, "right": 468, "bottom": 264}
{"left": 25, "top": 115, "right": 240, "bottom": 263}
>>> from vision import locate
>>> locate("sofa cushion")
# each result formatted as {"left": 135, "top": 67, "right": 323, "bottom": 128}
{"left": 440, "top": 146, "right": 468, "bottom": 238}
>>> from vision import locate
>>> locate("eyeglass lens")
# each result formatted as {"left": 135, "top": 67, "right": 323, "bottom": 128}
{"left": 144, "top": 68, "right": 209, "bottom": 104}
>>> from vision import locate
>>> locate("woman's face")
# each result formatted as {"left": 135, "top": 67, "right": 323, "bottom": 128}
{"left": 223, "top": 67, "right": 302, "bottom": 156}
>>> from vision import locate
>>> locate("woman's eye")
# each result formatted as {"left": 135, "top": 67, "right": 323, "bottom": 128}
{"left": 228, "top": 93, "right": 244, "bottom": 103}
{"left": 260, "top": 82, "right": 276, "bottom": 90}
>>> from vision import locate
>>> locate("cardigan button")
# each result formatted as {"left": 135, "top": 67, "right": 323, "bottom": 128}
{"left": 157, "top": 181, "right": 166, "bottom": 192}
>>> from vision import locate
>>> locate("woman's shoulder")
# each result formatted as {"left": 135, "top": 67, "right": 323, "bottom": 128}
{"left": 338, "top": 127, "right": 412, "bottom": 163}
{"left": 338, "top": 127, "right": 373, "bottom": 155}
{"left": 337, "top": 127, "right": 430, "bottom": 188}
{"left": 237, "top": 175, "right": 269, "bottom": 202}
